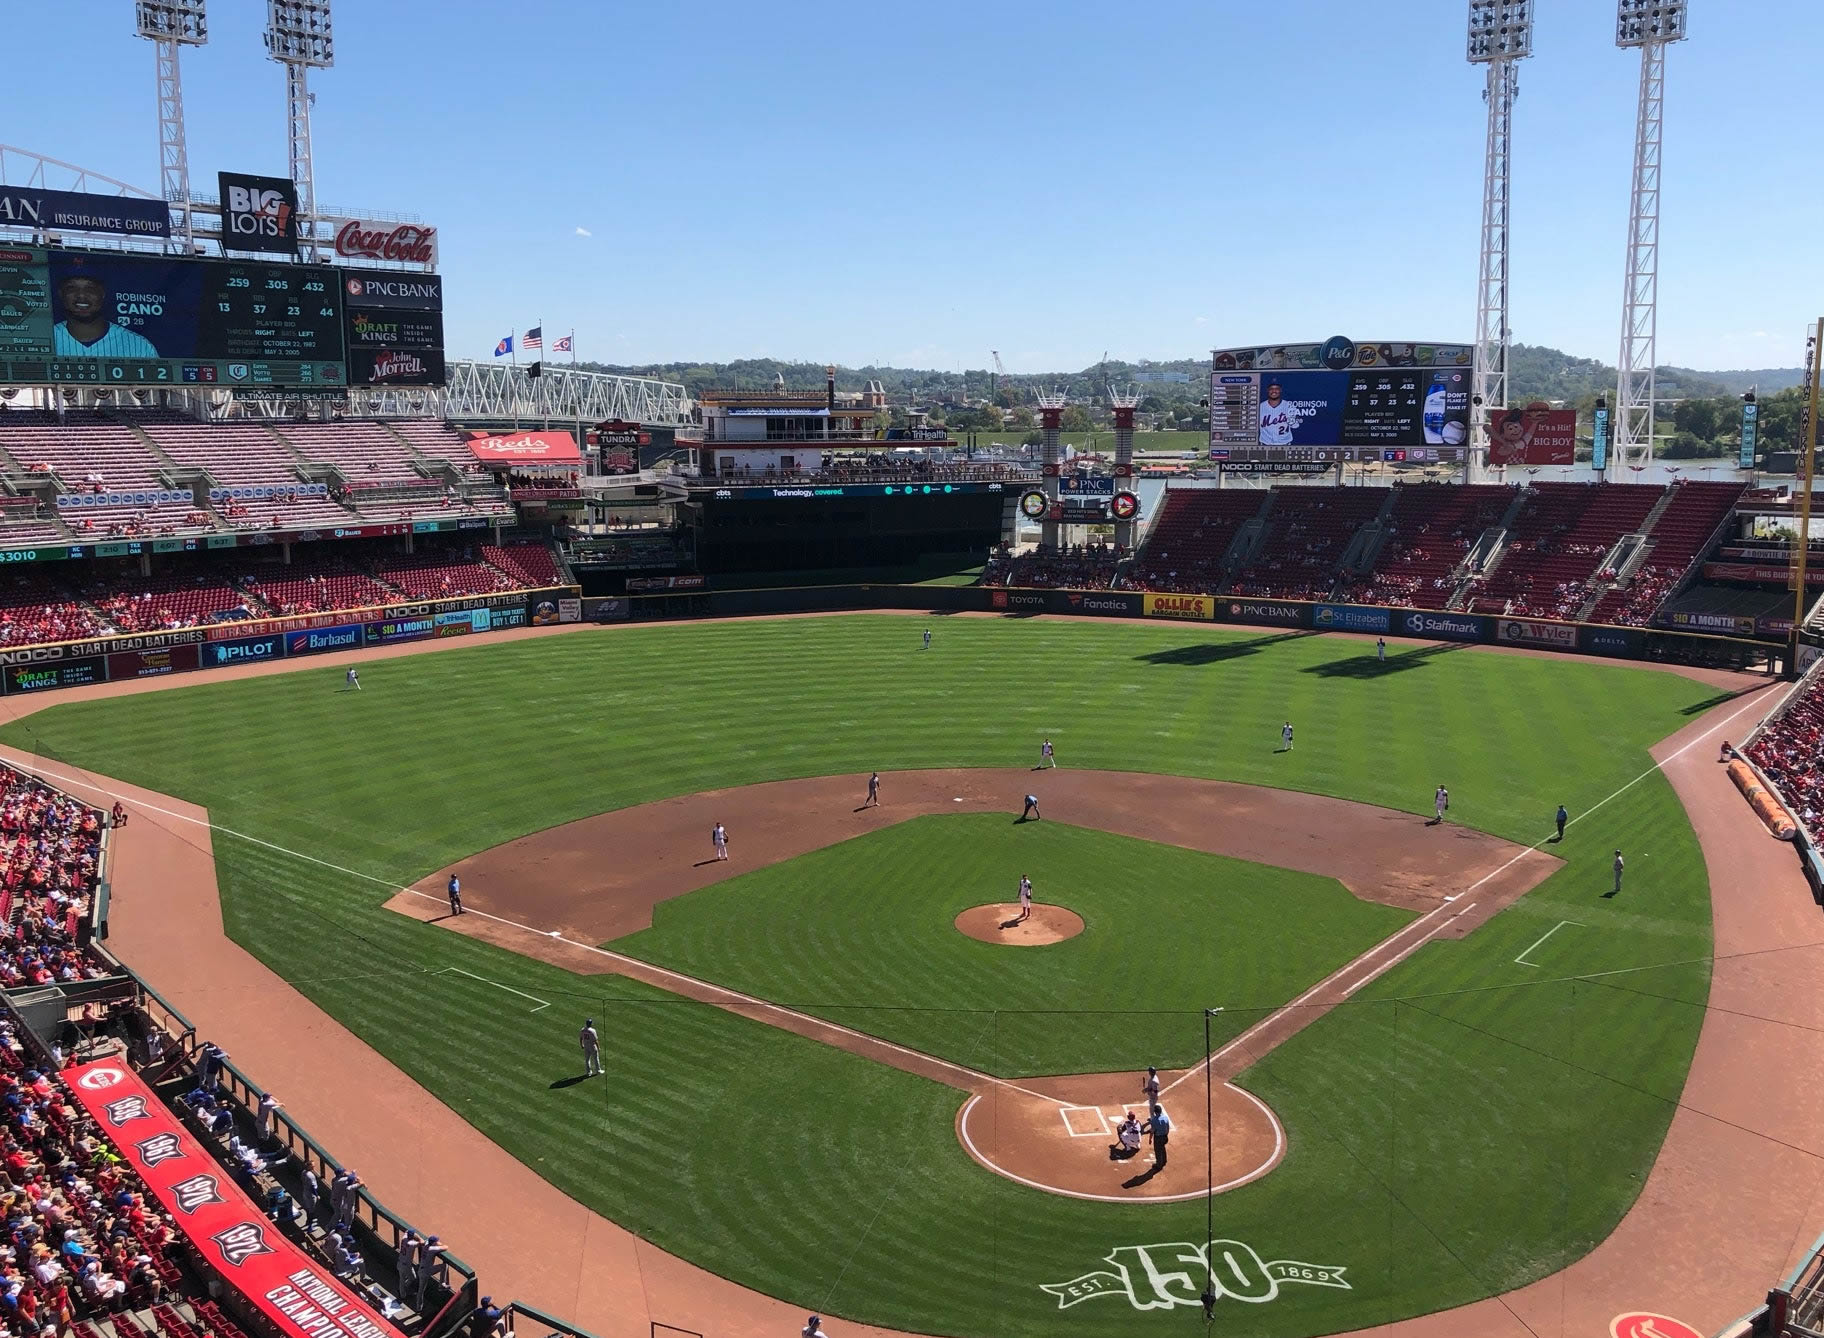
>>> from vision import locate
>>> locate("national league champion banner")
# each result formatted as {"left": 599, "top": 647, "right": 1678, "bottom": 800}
{"left": 61, "top": 1060, "right": 405, "bottom": 1338}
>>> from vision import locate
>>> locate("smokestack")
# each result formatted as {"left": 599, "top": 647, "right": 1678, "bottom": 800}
{"left": 826, "top": 364, "right": 836, "bottom": 414}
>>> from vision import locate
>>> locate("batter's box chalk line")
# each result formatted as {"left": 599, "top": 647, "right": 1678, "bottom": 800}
{"left": 433, "top": 966, "right": 551, "bottom": 1013}
{"left": 1060, "top": 1105, "right": 1111, "bottom": 1138}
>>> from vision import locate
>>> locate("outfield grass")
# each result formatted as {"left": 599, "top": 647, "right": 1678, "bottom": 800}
{"left": 0, "top": 617, "right": 1726, "bottom": 1337}
{"left": 612, "top": 814, "right": 1413, "bottom": 1076}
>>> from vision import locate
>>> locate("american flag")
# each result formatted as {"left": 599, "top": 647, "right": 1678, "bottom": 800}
{"left": 552, "top": 334, "right": 573, "bottom": 353}
{"left": 523, "top": 327, "right": 543, "bottom": 350}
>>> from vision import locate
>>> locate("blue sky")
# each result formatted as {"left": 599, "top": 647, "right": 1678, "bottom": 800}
{"left": 10, "top": 0, "right": 1819, "bottom": 374}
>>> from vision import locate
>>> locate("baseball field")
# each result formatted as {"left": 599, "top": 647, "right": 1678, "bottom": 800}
{"left": 0, "top": 614, "right": 1739, "bottom": 1337}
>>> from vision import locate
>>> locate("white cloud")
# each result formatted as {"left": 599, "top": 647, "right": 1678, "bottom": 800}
{"left": 574, "top": 226, "right": 592, "bottom": 237}
{"left": 1193, "top": 316, "right": 1209, "bottom": 326}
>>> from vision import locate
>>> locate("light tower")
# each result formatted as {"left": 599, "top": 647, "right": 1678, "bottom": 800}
{"left": 134, "top": 0, "right": 208, "bottom": 252}
{"left": 1466, "top": 1, "right": 1533, "bottom": 480}
{"left": 263, "top": 1, "right": 333, "bottom": 261}
{"left": 1109, "top": 384, "right": 1141, "bottom": 550}
{"left": 1035, "top": 389, "right": 1067, "bottom": 550}
{"left": 1614, "top": 0, "right": 1689, "bottom": 468}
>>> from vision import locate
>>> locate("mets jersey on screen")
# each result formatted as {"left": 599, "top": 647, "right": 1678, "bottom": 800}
{"left": 1258, "top": 401, "right": 1298, "bottom": 446}
{"left": 54, "top": 322, "right": 160, "bottom": 359}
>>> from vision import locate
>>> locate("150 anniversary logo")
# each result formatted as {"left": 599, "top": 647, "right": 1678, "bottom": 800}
{"left": 1042, "top": 1238, "right": 1348, "bottom": 1311}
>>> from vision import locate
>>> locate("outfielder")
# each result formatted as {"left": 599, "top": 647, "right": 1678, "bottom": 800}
{"left": 579, "top": 1018, "right": 602, "bottom": 1077}
{"left": 1281, "top": 721, "right": 1294, "bottom": 752}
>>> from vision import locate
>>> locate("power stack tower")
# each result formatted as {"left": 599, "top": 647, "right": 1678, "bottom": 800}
{"left": 264, "top": 1, "right": 333, "bottom": 262}
{"left": 1466, "top": 1, "right": 1533, "bottom": 480}
{"left": 1035, "top": 389, "right": 1067, "bottom": 549}
{"left": 134, "top": 0, "right": 208, "bottom": 253}
{"left": 1109, "top": 384, "right": 1141, "bottom": 550}
{"left": 1614, "top": 0, "right": 1689, "bottom": 468}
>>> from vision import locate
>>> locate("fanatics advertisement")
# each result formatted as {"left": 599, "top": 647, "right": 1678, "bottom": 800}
{"left": 61, "top": 1061, "right": 405, "bottom": 1338}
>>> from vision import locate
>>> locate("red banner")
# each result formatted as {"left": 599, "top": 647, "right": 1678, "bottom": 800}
{"left": 1488, "top": 405, "right": 1577, "bottom": 466}
{"left": 465, "top": 431, "right": 581, "bottom": 464}
{"left": 62, "top": 1060, "right": 404, "bottom": 1338}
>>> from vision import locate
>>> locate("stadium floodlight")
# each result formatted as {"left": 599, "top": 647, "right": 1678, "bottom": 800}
{"left": 1466, "top": 1, "right": 1533, "bottom": 479}
{"left": 135, "top": 1, "right": 207, "bottom": 251}
{"left": 135, "top": 0, "right": 207, "bottom": 44}
{"left": 265, "top": 1, "right": 333, "bottom": 260}
{"left": 263, "top": 0, "right": 334, "bottom": 67}
{"left": 1616, "top": 0, "right": 1688, "bottom": 47}
{"left": 1466, "top": 1, "right": 1532, "bottom": 63}
{"left": 1612, "top": 0, "right": 1689, "bottom": 468}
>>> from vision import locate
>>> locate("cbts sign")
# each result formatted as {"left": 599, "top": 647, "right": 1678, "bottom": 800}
{"left": 218, "top": 173, "right": 299, "bottom": 254}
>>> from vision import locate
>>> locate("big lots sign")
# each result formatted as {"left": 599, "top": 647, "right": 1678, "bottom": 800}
{"left": 332, "top": 218, "right": 437, "bottom": 266}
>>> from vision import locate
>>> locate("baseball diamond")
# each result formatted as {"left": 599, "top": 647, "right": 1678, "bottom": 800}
{"left": 0, "top": 613, "right": 1814, "bottom": 1338}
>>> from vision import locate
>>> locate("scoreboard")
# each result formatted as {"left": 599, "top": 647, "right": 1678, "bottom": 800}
{"left": 0, "top": 246, "right": 444, "bottom": 388}
{"left": 1209, "top": 336, "right": 1475, "bottom": 465}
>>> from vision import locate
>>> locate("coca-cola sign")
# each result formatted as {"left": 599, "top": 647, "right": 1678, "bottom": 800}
{"left": 331, "top": 218, "right": 437, "bottom": 266}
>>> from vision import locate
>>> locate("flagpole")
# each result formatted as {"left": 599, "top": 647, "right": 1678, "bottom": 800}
{"left": 539, "top": 315, "right": 549, "bottom": 432}
{"left": 570, "top": 330, "right": 582, "bottom": 462}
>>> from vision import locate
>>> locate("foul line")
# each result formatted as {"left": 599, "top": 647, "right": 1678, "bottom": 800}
{"left": 1341, "top": 903, "right": 1478, "bottom": 999}
{"left": 1161, "top": 685, "right": 1783, "bottom": 1100}
{"left": 1514, "top": 920, "right": 1584, "bottom": 968}
{"left": 434, "top": 966, "right": 551, "bottom": 1013}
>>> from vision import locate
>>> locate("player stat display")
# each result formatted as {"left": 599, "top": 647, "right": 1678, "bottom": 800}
{"left": 0, "top": 246, "right": 347, "bottom": 387}
{"left": 1209, "top": 337, "right": 1474, "bottom": 463}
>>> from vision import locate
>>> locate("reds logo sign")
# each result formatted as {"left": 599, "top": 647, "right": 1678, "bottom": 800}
{"left": 333, "top": 220, "right": 437, "bottom": 266}
{"left": 1042, "top": 1239, "right": 1348, "bottom": 1311}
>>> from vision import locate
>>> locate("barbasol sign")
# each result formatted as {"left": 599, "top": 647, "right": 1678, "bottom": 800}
{"left": 1401, "top": 611, "right": 1488, "bottom": 643}
{"left": 284, "top": 624, "right": 361, "bottom": 656}
{"left": 1314, "top": 604, "right": 1390, "bottom": 633}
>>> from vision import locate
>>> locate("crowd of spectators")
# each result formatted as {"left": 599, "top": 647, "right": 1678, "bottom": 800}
{"left": 696, "top": 456, "right": 1021, "bottom": 486}
{"left": 980, "top": 543, "right": 1122, "bottom": 590}
{"left": 0, "top": 768, "right": 109, "bottom": 996}
{"left": 1748, "top": 685, "right": 1824, "bottom": 829}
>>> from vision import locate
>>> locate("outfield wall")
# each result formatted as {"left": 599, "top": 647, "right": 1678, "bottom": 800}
{"left": 0, "top": 586, "right": 580, "bottom": 696}
{"left": 594, "top": 583, "right": 1782, "bottom": 672}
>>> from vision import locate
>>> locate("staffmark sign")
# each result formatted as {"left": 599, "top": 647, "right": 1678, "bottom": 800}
{"left": 218, "top": 172, "right": 299, "bottom": 254}
{"left": 1402, "top": 611, "right": 1486, "bottom": 642}
{"left": 1042, "top": 1239, "right": 1349, "bottom": 1312}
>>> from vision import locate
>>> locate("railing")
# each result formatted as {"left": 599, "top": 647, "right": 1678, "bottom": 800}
{"left": 503, "top": 1301, "right": 614, "bottom": 1338}
{"left": 686, "top": 466, "right": 1035, "bottom": 487}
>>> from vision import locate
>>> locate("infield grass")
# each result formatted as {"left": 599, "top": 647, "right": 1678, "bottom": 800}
{"left": 0, "top": 615, "right": 1738, "bottom": 1338}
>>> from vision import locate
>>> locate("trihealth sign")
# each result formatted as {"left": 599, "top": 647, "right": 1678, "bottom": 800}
{"left": 1144, "top": 593, "right": 1213, "bottom": 620}
{"left": 1042, "top": 1239, "right": 1348, "bottom": 1312}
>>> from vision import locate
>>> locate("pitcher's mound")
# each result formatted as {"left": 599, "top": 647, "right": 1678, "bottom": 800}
{"left": 955, "top": 902, "right": 1084, "bottom": 945}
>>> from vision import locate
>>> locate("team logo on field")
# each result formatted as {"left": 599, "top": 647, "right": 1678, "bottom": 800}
{"left": 1041, "top": 1239, "right": 1349, "bottom": 1311}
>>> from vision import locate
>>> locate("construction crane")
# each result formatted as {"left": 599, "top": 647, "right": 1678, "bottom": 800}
{"left": 991, "top": 351, "right": 1008, "bottom": 405}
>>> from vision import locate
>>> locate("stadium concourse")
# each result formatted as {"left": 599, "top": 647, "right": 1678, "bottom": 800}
{"left": 992, "top": 478, "right": 1775, "bottom": 639}
{"left": 0, "top": 619, "right": 1812, "bottom": 1338}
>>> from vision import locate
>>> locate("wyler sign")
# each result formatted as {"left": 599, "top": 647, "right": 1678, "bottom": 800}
{"left": 1144, "top": 593, "right": 1213, "bottom": 620}
{"left": 218, "top": 173, "right": 299, "bottom": 255}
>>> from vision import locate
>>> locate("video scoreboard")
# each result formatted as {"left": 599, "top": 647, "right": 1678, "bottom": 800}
{"left": 0, "top": 245, "right": 444, "bottom": 388}
{"left": 1209, "top": 336, "right": 1476, "bottom": 466}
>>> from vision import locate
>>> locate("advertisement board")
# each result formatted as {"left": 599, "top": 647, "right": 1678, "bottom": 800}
{"left": 1313, "top": 604, "right": 1391, "bottom": 633}
{"left": 4, "top": 657, "right": 104, "bottom": 692}
{"left": 106, "top": 644, "right": 203, "bottom": 679}
{"left": 1579, "top": 625, "right": 1645, "bottom": 657}
{"left": 202, "top": 634, "right": 284, "bottom": 668}
{"left": 0, "top": 188, "right": 169, "bottom": 240}
{"left": 1665, "top": 609, "right": 1757, "bottom": 635}
{"left": 1223, "top": 599, "right": 1308, "bottom": 628}
{"left": 0, "top": 245, "right": 345, "bottom": 388}
{"left": 1495, "top": 618, "right": 1580, "bottom": 649}
{"left": 1487, "top": 406, "right": 1578, "bottom": 467}
{"left": 1144, "top": 593, "right": 1214, "bottom": 620}
{"left": 339, "top": 269, "right": 445, "bottom": 386}
{"left": 465, "top": 431, "right": 581, "bottom": 464}
{"left": 338, "top": 273, "right": 442, "bottom": 310}
{"left": 218, "top": 172, "right": 300, "bottom": 255}
{"left": 346, "top": 348, "right": 445, "bottom": 386}
{"left": 434, "top": 609, "right": 490, "bottom": 636}
{"left": 1592, "top": 406, "right": 1610, "bottom": 471}
{"left": 328, "top": 219, "right": 437, "bottom": 267}
{"left": 1058, "top": 476, "right": 1117, "bottom": 496}
{"left": 284, "top": 624, "right": 362, "bottom": 656}
{"left": 1740, "top": 400, "right": 1759, "bottom": 470}
{"left": 1396, "top": 610, "right": 1489, "bottom": 643}
{"left": 62, "top": 1060, "right": 405, "bottom": 1338}
{"left": 583, "top": 597, "right": 631, "bottom": 622}
{"left": 363, "top": 616, "right": 438, "bottom": 646}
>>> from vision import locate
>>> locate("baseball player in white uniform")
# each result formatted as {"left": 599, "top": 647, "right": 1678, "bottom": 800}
{"left": 1258, "top": 383, "right": 1299, "bottom": 446}
{"left": 1018, "top": 874, "right": 1033, "bottom": 922}
{"left": 1040, "top": 739, "right": 1055, "bottom": 769}
{"left": 712, "top": 823, "right": 728, "bottom": 861}
{"left": 579, "top": 1019, "right": 602, "bottom": 1077}
{"left": 1281, "top": 721, "right": 1294, "bottom": 752}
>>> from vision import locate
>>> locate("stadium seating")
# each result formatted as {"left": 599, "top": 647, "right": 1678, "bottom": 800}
{"left": 372, "top": 552, "right": 516, "bottom": 600}
{"left": 0, "top": 765, "right": 108, "bottom": 989}
{"left": 1465, "top": 483, "right": 1662, "bottom": 618}
{"left": 481, "top": 543, "right": 562, "bottom": 587}
{"left": 0, "top": 414, "right": 206, "bottom": 537}
{"left": 1125, "top": 489, "right": 1267, "bottom": 593}
{"left": 84, "top": 573, "right": 256, "bottom": 634}
{"left": 236, "top": 560, "right": 396, "bottom": 616}
{"left": 1226, "top": 486, "right": 1387, "bottom": 599}
{"left": 142, "top": 424, "right": 352, "bottom": 530}
{"left": 0, "top": 575, "right": 107, "bottom": 647}
{"left": 269, "top": 422, "right": 431, "bottom": 488}
{"left": 983, "top": 545, "right": 1120, "bottom": 589}
{"left": 1588, "top": 481, "right": 1746, "bottom": 626}
{"left": 385, "top": 421, "right": 471, "bottom": 461}
{"left": 1749, "top": 685, "right": 1824, "bottom": 828}
{"left": 1340, "top": 483, "right": 1516, "bottom": 609}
